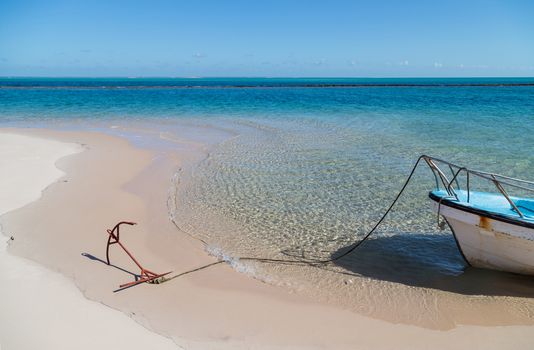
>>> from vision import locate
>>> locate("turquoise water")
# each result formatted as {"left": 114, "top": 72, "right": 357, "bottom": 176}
{"left": 3, "top": 78, "right": 534, "bottom": 326}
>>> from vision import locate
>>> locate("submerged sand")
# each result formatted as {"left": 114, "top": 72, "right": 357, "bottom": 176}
{"left": 2, "top": 127, "right": 534, "bottom": 349}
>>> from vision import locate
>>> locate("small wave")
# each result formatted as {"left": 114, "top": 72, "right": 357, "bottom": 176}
{"left": 205, "top": 245, "right": 255, "bottom": 275}
{"left": 204, "top": 245, "right": 278, "bottom": 285}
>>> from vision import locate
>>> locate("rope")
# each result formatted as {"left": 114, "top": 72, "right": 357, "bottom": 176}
{"left": 160, "top": 155, "right": 426, "bottom": 283}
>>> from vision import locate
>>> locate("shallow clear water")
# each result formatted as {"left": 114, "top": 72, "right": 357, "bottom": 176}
{"left": 3, "top": 78, "right": 534, "bottom": 327}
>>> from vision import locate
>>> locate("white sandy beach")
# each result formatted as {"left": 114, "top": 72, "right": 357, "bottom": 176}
{"left": 0, "top": 132, "right": 178, "bottom": 350}
{"left": 2, "top": 129, "right": 534, "bottom": 349}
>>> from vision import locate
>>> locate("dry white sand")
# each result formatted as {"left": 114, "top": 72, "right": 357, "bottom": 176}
{"left": 0, "top": 132, "right": 178, "bottom": 350}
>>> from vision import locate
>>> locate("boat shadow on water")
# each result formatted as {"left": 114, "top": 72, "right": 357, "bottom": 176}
{"left": 326, "top": 233, "right": 534, "bottom": 298}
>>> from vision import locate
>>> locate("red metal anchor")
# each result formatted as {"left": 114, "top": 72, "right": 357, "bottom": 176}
{"left": 106, "top": 221, "right": 171, "bottom": 289}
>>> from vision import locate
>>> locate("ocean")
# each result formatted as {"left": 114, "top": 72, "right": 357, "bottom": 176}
{"left": 2, "top": 77, "right": 534, "bottom": 327}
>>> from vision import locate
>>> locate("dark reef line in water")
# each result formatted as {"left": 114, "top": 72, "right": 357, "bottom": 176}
{"left": 2, "top": 83, "right": 534, "bottom": 90}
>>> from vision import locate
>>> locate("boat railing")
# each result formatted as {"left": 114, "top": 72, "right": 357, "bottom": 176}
{"left": 422, "top": 155, "right": 534, "bottom": 218}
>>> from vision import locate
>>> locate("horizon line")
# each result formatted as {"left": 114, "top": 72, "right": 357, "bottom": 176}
{"left": 1, "top": 75, "right": 534, "bottom": 79}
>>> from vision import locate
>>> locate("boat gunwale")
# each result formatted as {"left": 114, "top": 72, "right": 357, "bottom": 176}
{"left": 429, "top": 191, "right": 534, "bottom": 230}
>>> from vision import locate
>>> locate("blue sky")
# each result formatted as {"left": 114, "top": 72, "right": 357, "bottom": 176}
{"left": 0, "top": 0, "right": 533, "bottom": 77}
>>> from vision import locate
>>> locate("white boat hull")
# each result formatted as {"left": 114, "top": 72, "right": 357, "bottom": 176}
{"left": 432, "top": 201, "right": 534, "bottom": 275}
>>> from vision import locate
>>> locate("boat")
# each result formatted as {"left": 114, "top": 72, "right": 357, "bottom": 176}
{"left": 424, "top": 155, "right": 534, "bottom": 275}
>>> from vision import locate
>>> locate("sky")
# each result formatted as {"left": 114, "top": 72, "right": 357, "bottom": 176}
{"left": 0, "top": 0, "right": 533, "bottom": 77}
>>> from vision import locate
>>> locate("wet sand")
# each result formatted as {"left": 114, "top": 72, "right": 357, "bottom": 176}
{"left": 2, "top": 127, "right": 534, "bottom": 349}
